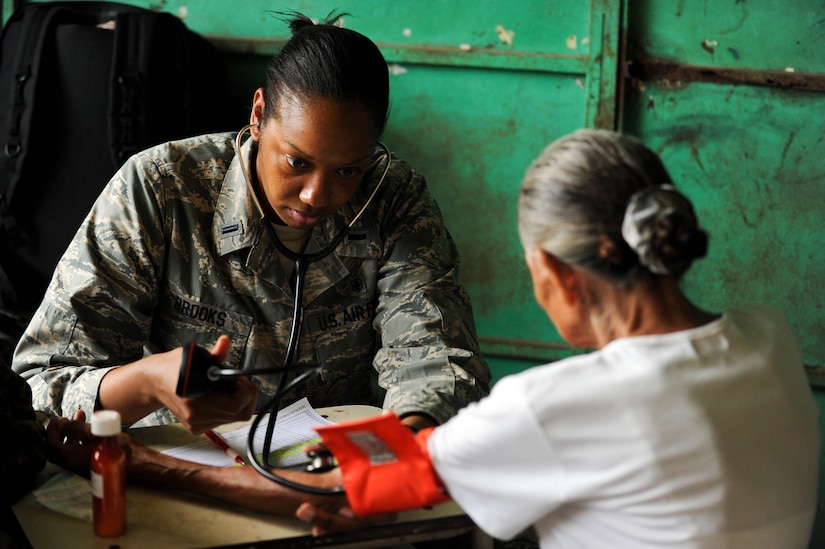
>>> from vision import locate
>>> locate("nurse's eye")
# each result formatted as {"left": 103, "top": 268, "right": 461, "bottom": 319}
{"left": 338, "top": 167, "right": 362, "bottom": 178}
{"left": 285, "top": 155, "right": 308, "bottom": 169}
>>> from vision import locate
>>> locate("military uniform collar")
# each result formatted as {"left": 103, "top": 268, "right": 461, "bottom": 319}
{"left": 211, "top": 137, "right": 383, "bottom": 297}
{"left": 213, "top": 136, "right": 258, "bottom": 256}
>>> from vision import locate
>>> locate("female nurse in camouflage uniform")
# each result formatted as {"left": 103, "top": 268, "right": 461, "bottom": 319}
{"left": 13, "top": 12, "right": 490, "bottom": 436}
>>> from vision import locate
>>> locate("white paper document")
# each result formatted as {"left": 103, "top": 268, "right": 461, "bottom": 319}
{"left": 32, "top": 470, "right": 93, "bottom": 522}
{"left": 162, "top": 397, "right": 335, "bottom": 468}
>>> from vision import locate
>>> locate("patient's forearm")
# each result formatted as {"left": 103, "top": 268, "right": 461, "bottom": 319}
{"left": 125, "top": 444, "right": 344, "bottom": 516}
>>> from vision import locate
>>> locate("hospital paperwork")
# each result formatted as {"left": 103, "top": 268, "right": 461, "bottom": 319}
{"left": 163, "top": 397, "right": 335, "bottom": 468}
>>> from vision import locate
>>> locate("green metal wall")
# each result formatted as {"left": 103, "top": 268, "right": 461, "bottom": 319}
{"left": 624, "top": 0, "right": 825, "bottom": 375}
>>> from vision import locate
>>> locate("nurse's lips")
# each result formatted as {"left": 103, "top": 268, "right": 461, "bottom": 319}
{"left": 290, "top": 209, "right": 323, "bottom": 227}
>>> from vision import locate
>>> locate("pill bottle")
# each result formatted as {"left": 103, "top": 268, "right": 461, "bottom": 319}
{"left": 90, "top": 410, "right": 126, "bottom": 537}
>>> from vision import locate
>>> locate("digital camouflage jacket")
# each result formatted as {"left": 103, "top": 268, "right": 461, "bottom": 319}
{"left": 13, "top": 133, "right": 490, "bottom": 427}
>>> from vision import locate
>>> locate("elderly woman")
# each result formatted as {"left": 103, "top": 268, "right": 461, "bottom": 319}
{"left": 297, "top": 129, "right": 820, "bottom": 548}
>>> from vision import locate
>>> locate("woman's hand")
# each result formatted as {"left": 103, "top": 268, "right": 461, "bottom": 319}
{"left": 44, "top": 408, "right": 194, "bottom": 486}
{"left": 154, "top": 335, "right": 259, "bottom": 435}
{"left": 44, "top": 415, "right": 394, "bottom": 531}
{"left": 99, "top": 335, "right": 259, "bottom": 434}
{"left": 168, "top": 376, "right": 259, "bottom": 435}
{"left": 295, "top": 500, "right": 397, "bottom": 536}
{"left": 292, "top": 462, "right": 396, "bottom": 536}
{"left": 45, "top": 409, "right": 93, "bottom": 475}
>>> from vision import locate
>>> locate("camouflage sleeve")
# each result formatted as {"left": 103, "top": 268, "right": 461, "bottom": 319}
{"left": 373, "top": 166, "right": 491, "bottom": 425}
{"left": 0, "top": 365, "right": 47, "bottom": 504}
{"left": 12, "top": 151, "right": 167, "bottom": 418}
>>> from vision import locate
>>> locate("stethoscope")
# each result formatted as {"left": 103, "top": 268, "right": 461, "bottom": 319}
{"left": 176, "top": 124, "right": 391, "bottom": 494}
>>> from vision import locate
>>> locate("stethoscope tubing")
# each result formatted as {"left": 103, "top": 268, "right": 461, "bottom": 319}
{"left": 232, "top": 125, "right": 391, "bottom": 494}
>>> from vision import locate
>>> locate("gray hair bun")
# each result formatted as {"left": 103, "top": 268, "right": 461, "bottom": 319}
{"left": 621, "top": 185, "right": 708, "bottom": 276}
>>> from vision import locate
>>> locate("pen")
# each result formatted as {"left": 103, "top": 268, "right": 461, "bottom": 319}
{"left": 204, "top": 429, "right": 246, "bottom": 466}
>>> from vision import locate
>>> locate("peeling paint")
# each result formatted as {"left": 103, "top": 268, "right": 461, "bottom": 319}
{"left": 701, "top": 38, "right": 718, "bottom": 54}
{"left": 402, "top": 28, "right": 412, "bottom": 37}
{"left": 495, "top": 24, "right": 515, "bottom": 46}
{"left": 566, "top": 35, "right": 577, "bottom": 50}
{"left": 779, "top": 132, "right": 796, "bottom": 168}
{"left": 388, "top": 63, "right": 408, "bottom": 76}
{"left": 630, "top": 59, "right": 825, "bottom": 92}
{"left": 575, "top": 78, "right": 585, "bottom": 89}
{"left": 177, "top": 4, "right": 188, "bottom": 19}
{"left": 657, "top": 79, "right": 688, "bottom": 90}
{"left": 581, "top": 37, "right": 590, "bottom": 46}
{"left": 459, "top": 44, "right": 472, "bottom": 51}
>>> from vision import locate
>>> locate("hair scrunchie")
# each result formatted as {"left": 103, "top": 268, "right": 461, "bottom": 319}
{"left": 620, "top": 184, "right": 695, "bottom": 275}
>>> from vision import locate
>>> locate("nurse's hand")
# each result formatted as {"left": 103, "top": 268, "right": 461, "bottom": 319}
{"left": 161, "top": 336, "right": 259, "bottom": 435}
{"left": 99, "top": 335, "right": 259, "bottom": 434}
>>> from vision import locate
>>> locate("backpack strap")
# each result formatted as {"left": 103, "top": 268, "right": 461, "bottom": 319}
{"left": 109, "top": 9, "right": 176, "bottom": 167}
{"left": 110, "top": 10, "right": 145, "bottom": 167}
{"left": 0, "top": 261, "right": 26, "bottom": 339}
{"left": 0, "top": 5, "right": 60, "bottom": 248}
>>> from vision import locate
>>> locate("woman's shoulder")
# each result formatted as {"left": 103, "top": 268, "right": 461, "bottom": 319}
{"left": 494, "top": 351, "right": 620, "bottom": 397}
{"left": 359, "top": 149, "right": 436, "bottom": 221}
{"left": 116, "top": 132, "right": 236, "bottom": 192}
{"left": 139, "top": 132, "right": 236, "bottom": 167}
{"left": 376, "top": 151, "right": 424, "bottom": 192}
{"left": 722, "top": 303, "right": 797, "bottom": 344}
{"left": 724, "top": 302, "right": 787, "bottom": 323}
{"left": 104, "top": 133, "right": 236, "bottom": 213}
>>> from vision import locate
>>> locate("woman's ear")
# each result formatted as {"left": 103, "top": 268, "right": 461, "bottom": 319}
{"left": 525, "top": 248, "right": 588, "bottom": 346}
{"left": 249, "top": 88, "right": 266, "bottom": 140}
{"left": 525, "top": 248, "right": 578, "bottom": 308}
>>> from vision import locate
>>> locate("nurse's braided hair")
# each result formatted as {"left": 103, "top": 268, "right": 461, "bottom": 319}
{"left": 262, "top": 11, "right": 390, "bottom": 137}
{"left": 518, "top": 129, "right": 708, "bottom": 286}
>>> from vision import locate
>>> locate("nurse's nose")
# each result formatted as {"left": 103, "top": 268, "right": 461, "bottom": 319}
{"left": 298, "top": 171, "right": 332, "bottom": 208}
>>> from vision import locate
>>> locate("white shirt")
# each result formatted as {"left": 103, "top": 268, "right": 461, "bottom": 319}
{"left": 430, "top": 304, "right": 819, "bottom": 548}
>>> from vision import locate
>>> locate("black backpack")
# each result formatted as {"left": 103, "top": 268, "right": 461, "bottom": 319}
{"left": 0, "top": 1, "right": 242, "bottom": 345}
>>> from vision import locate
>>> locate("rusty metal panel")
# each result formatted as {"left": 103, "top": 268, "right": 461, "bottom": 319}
{"left": 384, "top": 64, "right": 585, "bottom": 363}
{"left": 624, "top": 81, "right": 825, "bottom": 367}
{"left": 625, "top": 1, "right": 825, "bottom": 371}
{"left": 629, "top": 0, "right": 825, "bottom": 74}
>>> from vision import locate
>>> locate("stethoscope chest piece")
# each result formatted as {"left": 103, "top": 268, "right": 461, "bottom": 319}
{"left": 305, "top": 450, "right": 337, "bottom": 473}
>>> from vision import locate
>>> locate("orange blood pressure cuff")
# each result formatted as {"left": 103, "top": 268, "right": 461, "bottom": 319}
{"left": 314, "top": 412, "right": 451, "bottom": 516}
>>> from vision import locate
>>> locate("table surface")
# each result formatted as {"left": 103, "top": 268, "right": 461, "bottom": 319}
{"left": 12, "top": 405, "right": 477, "bottom": 549}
